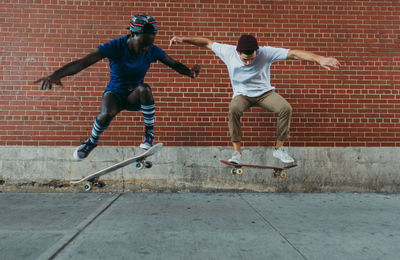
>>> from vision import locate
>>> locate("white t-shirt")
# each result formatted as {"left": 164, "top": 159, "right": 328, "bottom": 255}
{"left": 212, "top": 42, "right": 289, "bottom": 98}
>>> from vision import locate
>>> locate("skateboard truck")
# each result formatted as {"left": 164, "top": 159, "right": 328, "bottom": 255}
{"left": 135, "top": 160, "right": 152, "bottom": 169}
{"left": 230, "top": 167, "right": 243, "bottom": 175}
{"left": 83, "top": 177, "right": 105, "bottom": 192}
{"left": 272, "top": 169, "right": 287, "bottom": 179}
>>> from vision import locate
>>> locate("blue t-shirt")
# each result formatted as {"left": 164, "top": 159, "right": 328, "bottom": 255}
{"left": 98, "top": 35, "right": 166, "bottom": 94}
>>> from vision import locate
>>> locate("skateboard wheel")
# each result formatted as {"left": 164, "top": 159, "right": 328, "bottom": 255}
{"left": 272, "top": 172, "right": 278, "bottom": 178}
{"left": 144, "top": 161, "right": 152, "bottom": 168}
{"left": 280, "top": 172, "right": 287, "bottom": 178}
{"left": 236, "top": 168, "right": 243, "bottom": 175}
{"left": 136, "top": 162, "right": 144, "bottom": 169}
{"left": 230, "top": 168, "right": 236, "bottom": 175}
{"left": 83, "top": 182, "right": 92, "bottom": 192}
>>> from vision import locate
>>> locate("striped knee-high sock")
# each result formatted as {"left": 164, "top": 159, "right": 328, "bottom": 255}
{"left": 141, "top": 101, "right": 155, "bottom": 135}
{"left": 89, "top": 118, "right": 109, "bottom": 144}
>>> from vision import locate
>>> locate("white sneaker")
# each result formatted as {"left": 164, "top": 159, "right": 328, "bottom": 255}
{"left": 139, "top": 133, "right": 154, "bottom": 150}
{"left": 228, "top": 151, "right": 242, "bottom": 164}
{"left": 273, "top": 147, "right": 294, "bottom": 163}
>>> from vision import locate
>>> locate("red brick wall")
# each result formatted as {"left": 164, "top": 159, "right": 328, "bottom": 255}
{"left": 1, "top": 0, "right": 399, "bottom": 147}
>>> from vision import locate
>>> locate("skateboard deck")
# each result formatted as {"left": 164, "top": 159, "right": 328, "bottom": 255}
{"left": 71, "top": 143, "right": 163, "bottom": 191}
{"left": 220, "top": 160, "right": 297, "bottom": 178}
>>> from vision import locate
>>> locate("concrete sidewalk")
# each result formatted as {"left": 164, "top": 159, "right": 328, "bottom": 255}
{"left": 0, "top": 193, "right": 399, "bottom": 260}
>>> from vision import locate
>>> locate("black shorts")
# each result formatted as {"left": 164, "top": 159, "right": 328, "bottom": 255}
{"left": 102, "top": 90, "right": 141, "bottom": 111}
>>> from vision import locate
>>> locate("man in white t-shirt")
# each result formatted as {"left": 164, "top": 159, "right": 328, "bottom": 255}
{"left": 170, "top": 35, "right": 340, "bottom": 164}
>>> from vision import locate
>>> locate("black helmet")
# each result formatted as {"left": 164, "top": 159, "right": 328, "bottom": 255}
{"left": 129, "top": 13, "right": 157, "bottom": 34}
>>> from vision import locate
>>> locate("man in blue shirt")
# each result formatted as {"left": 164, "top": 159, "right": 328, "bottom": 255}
{"left": 36, "top": 14, "right": 200, "bottom": 160}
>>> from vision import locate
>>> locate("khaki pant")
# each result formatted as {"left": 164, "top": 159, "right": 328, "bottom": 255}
{"left": 228, "top": 91, "right": 292, "bottom": 142}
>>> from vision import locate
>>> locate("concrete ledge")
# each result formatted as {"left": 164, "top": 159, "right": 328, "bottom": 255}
{"left": 0, "top": 146, "right": 399, "bottom": 193}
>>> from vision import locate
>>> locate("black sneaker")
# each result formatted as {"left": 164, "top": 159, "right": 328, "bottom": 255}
{"left": 73, "top": 139, "right": 97, "bottom": 161}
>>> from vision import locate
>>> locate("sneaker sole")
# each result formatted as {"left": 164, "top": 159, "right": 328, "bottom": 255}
{"left": 228, "top": 160, "right": 241, "bottom": 164}
{"left": 73, "top": 149, "right": 85, "bottom": 161}
{"left": 140, "top": 143, "right": 152, "bottom": 150}
{"left": 273, "top": 154, "right": 294, "bottom": 164}
{"left": 273, "top": 156, "right": 294, "bottom": 164}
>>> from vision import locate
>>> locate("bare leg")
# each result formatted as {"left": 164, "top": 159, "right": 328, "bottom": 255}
{"left": 275, "top": 140, "right": 284, "bottom": 149}
{"left": 96, "top": 92, "right": 122, "bottom": 125}
{"left": 126, "top": 83, "right": 156, "bottom": 149}
{"left": 232, "top": 142, "right": 241, "bottom": 153}
{"left": 73, "top": 92, "right": 122, "bottom": 160}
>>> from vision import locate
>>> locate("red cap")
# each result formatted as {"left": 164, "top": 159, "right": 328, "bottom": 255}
{"left": 236, "top": 34, "right": 259, "bottom": 52}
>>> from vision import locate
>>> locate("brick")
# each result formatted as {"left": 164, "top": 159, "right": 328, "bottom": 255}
{"left": 0, "top": 0, "right": 399, "bottom": 147}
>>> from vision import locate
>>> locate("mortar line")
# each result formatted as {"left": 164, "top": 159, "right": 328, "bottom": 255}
{"left": 240, "top": 195, "right": 308, "bottom": 260}
{"left": 47, "top": 193, "right": 122, "bottom": 260}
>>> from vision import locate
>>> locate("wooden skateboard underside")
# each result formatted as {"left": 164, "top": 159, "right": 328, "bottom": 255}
{"left": 220, "top": 160, "right": 297, "bottom": 178}
{"left": 70, "top": 143, "right": 163, "bottom": 190}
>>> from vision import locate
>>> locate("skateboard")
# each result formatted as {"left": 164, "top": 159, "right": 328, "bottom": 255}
{"left": 71, "top": 143, "right": 163, "bottom": 191}
{"left": 220, "top": 160, "right": 297, "bottom": 178}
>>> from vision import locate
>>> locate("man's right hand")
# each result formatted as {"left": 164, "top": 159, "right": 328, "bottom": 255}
{"left": 34, "top": 48, "right": 104, "bottom": 90}
{"left": 34, "top": 74, "right": 63, "bottom": 90}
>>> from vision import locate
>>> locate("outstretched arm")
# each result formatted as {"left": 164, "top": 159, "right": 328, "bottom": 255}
{"left": 287, "top": 49, "right": 341, "bottom": 70}
{"left": 169, "top": 36, "right": 214, "bottom": 50}
{"left": 34, "top": 48, "right": 104, "bottom": 89}
{"left": 159, "top": 54, "right": 200, "bottom": 78}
